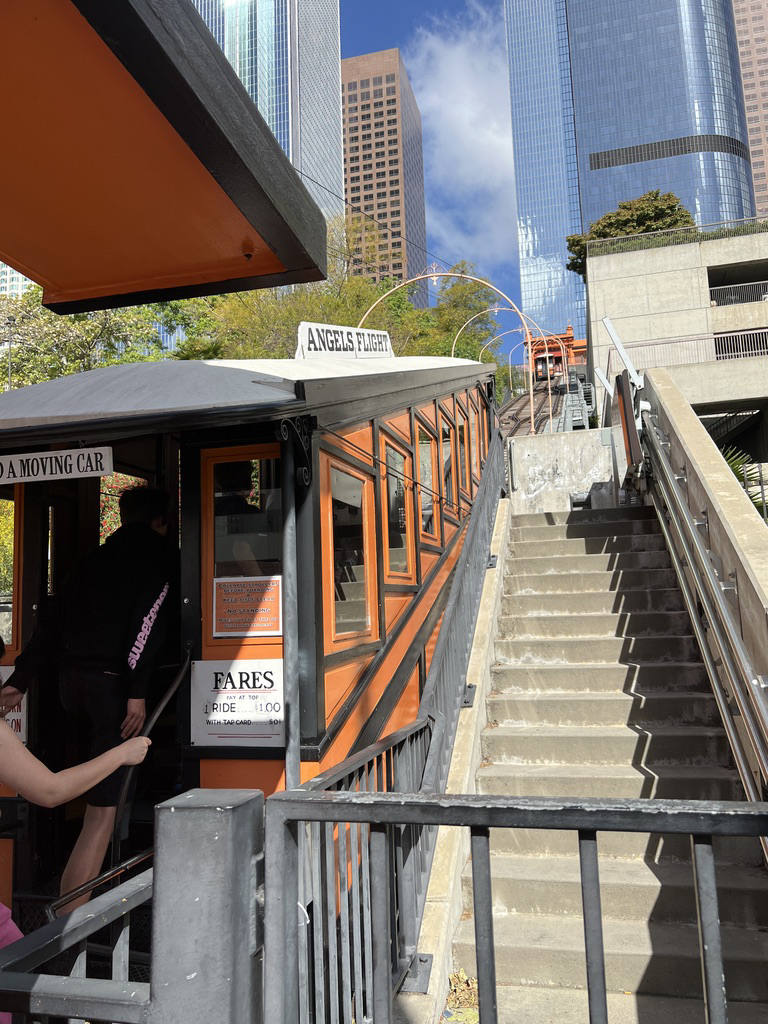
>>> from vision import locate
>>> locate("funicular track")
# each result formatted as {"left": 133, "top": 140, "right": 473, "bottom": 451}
{"left": 500, "top": 382, "right": 562, "bottom": 436}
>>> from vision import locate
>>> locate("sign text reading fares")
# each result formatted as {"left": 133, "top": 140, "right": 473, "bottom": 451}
{"left": 296, "top": 321, "right": 393, "bottom": 359}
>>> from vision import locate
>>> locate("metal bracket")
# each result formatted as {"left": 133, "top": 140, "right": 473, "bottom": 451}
{"left": 462, "top": 684, "right": 477, "bottom": 708}
{"left": 280, "top": 416, "right": 313, "bottom": 487}
{"left": 487, "top": 554, "right": 498, "bottom": 569}
{"left": 401, "top": 952, "right": 433, "bottom": 994}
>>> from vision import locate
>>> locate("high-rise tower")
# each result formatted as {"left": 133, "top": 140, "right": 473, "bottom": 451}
{"left": 505, "top": 0, "right": 755, "bottom": 337}
{"left": 193, "top": 0, "right": 344, "bottom": 223}
{"left": 733, "top": 0, "right": 768, "bottom": 217}
{"left": 341, "top": 50, "right": 429, "bottom": 308}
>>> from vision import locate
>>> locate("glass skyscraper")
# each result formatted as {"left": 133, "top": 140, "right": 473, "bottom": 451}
{"left": 505, "top": 0, "right": 756, "bottom": 337}
{"left": 193, "top": 0, "right": 344, "bottom": 223}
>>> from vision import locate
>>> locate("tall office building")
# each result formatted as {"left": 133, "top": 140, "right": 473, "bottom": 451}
{"left": 193, "top": 0, "right": 344, "bottom": 222}
{"left": 505, "top": 0, "right": 755, "bottom": 337}
{"left": 0, "top": 266, "right": 31, "bottom": 299}
{"left": 733, "top": 0, "right": 768, "bottom": 217}
{"left": 341, "top": 50, "right": 428, "bottom": 307}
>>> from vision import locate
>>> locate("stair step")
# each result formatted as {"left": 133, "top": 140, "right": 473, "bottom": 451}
{"left": 502, "top": 588, "right": 686, "bottom": 616}
{"left": 476, "top": 763, "right": 742, "bottom": 800}
{"left": 510, "top": 518, "right": 662, "bottom": 541}
{"left": 459, "top": 855, "right": 768, "bottom": 927}
{"left": 452, "top": 913, "right": 768, "bottom": 1000}
{"left": 508, "top": 551, "right": 672, "bottom": 574}
{"left": 510, "top": 507, "right": 658, "bottom": 527}
{"left": 491, "top": 663, "right": 709, "bottom": 693}
{"left": 497, "top": 611, "right": 694, "bottom": 639}
{"left": 508, "top": 534, "right": 667, "bottom": 557}
{"left": 489, "top": 828, "right": 764, "bottom": 866}
{"left": 496, "top": 635, "right": 701, "bottom": 665}
{"left": 481, "top": 725, "right": 730, "bottom": 766}
{"left": 484, "top": 986, "right": 768, "bottom": 1024}
{"left": 487, "top": 691, "right": 720, "bottom": 727}
{"left": 505, "top": 567, "right": 679, "bottom": 594}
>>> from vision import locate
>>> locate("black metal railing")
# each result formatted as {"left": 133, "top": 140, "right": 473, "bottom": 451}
{"left": 264, "top": 429, "right": 506, "bottom": 1023}
{"left": 264, "top": 790, "right": 768, "bottom": 1024}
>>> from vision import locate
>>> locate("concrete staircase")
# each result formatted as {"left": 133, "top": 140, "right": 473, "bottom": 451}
{"left": 452, "top": 505, "right": 768, "bottom": 1022}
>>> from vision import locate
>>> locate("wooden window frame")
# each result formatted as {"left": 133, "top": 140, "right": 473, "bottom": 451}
{"left": 380, "top": 435, "right": 416, "bottom": 584}
{"left": 438, "top": 405, "right": 458, "bottom": 523}
{"left": 320, "top": 452, "right": 379, "bottom": 652}
{"left": 200, "top": 443, "right": 282, "bottom": 659}
{"left": 415, "top": 418, "right": 439, "bottom": 544}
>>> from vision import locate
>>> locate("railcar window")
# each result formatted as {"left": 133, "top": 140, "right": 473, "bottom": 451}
{"left": 331, "top": 467, "right": 369, "bottom": 635}
{"left": 417, "top": 426, "right": 437, "bottom": 537}
{"left": 441, "top": 419, "right": 455, "bottom": 516}
{"left": 0, "top": 492, "right": 13, "bottom": 646}
{"left": 384, "top": 444, "right": 411, "bottom": 575}
{"left": 458, "top": 414, "right": 468, "bottom": 493}
{"left": 213, "top": 458, "right": 282, "bottom": 579}
{"left": 470, "top": 402, "right": 480, "bottom": 478}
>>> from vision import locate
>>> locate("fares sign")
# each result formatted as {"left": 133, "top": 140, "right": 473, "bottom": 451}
{"left": 295, "top": 321, "right": 393, "bottom": 359}
{"left": 0, "top": 447, "right": 112, "bottom": 483}
{"left": 190, "top": 659, "right": 284, "bottom": 748}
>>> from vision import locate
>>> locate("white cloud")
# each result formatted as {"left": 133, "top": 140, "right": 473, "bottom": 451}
{"left": 404, "top": 1, "right": 518, "bottom": 299}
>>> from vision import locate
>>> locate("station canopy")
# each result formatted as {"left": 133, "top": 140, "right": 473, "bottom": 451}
{"left": 0, "top": 0, "right": 327, "bottom": 314}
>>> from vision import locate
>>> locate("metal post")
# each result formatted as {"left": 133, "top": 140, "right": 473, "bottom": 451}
{"left": 149, "top": 789, "right": 264, "bottom": 1024}
{"left": 282, "top": 432, "right": 301, "bottom": 789}
{"left": 370, "top": 823, "right": 393, "bottom": 1024}
{"left": 470, "top": 827, "right": 498, "bottom": 1024}
{"left": 691, "top": 835, "right": 728, "bottom": 1024}
{"left": 578, "top": 830, "right": 608, "bottom": 1024}
{"left": 5, "top": 316, "right": 14, "bottom": 392}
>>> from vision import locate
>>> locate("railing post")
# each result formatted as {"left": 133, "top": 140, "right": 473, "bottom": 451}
{"left": 264, "top": 798, "right": 300, "bottom": 1024}
{"left": 370, "top": 823, "right": 393, "bottom": 1024}
{"left": 148, "top": 789, "right": 264, "bottom": 1024}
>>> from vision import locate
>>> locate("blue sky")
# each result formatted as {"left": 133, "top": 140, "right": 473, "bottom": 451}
{"left": 340, "top": 1, "right": 521, "bottom": 329}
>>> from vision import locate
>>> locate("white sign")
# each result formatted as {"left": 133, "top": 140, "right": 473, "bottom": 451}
{"left": 0, "top": 666, "right": 27, "bottom": 745}
{"left": 0, "top": 447, "right": 112, "bottom": 484}
{"left": 190, "top": 659, "right": 284, "bottom": 748}
{"left": 295, "top": 321, "right": 393, "bottom": 359}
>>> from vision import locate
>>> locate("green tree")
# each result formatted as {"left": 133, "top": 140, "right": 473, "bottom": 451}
{"left": 566, "top": 191, "right": 695, "bottom": 280}
{"left": 0, "top": 286, "right": 164, "bottom": 388}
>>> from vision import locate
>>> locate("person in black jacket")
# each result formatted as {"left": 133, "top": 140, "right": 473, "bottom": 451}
{"left": 1, "top": 486, "right": 175, "bottom": 913}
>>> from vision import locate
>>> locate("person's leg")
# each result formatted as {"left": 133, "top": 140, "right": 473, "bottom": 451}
{"left": 57, "top": 803, "right": 116, "bottom": 915}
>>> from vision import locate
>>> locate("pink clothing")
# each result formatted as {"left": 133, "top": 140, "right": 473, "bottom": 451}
{"left": 0, "top": 901, "right": 22, "bottom": 1024}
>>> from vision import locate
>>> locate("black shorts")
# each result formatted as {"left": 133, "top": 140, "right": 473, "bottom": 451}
{"left": 59, "top": 670, "right": 135, "bottom": 807}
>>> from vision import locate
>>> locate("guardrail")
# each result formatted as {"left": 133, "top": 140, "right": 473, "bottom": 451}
{"left": 264, "top": 429, "right": 506, "bottom": 1024}
{"left": 587, "top": 216, "right": 768, "bottom": 259}
{"left": 605, "top": 328, "right": 768, "bottom": 377}
{"left": 0, "top": 789, "right": 265, "bottom": 1024}
{"left": 643, "top": 412, "right": 768, "bottom": 857}
{"left": 710, "top": 281, "right": 768, "bottom": 306}
{"left": 264, "top": 790, "right": 768, "bottom": 1024}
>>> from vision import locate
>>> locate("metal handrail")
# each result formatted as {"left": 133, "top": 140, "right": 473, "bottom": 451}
{"left": 272, "top": 429, "right": 505, "bottom": 1019}
{"left": 643, "top": 413, "right": 768, "bottom": 805}
{"left": 266, "top": 790, "right": 768, "bottom": 1024}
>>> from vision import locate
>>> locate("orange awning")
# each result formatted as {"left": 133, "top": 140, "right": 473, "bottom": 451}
{"left": 0, "top": 0, "right": 327, "bottom": 313}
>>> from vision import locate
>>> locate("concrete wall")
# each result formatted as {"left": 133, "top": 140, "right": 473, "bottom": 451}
{"left": 587, "top": 233, "right": 768, "bottom": 394}
{"left": 665, "top": 356, "right": 768, "bottom": 409}
{"left": 643, "top": 366, "right": 768, "bottom": 689}
{"left": 507, "top": 428, "right": 614, "bottom": 514}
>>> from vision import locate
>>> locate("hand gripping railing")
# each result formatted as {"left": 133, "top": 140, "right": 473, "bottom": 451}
{"left": 643, "top": 412, "right": 768, "bottom": 855}
{"left": 48, "top": 648, "right": 192, "bottom": 919}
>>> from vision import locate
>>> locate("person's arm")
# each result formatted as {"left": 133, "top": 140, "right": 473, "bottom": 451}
{"left": 0, "top": 719, "right": 150, "bottom": 808}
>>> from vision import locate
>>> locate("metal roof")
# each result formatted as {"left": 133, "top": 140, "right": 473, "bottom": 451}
{"left": 0, "top": 358, "right": 492, "bottom": 446}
